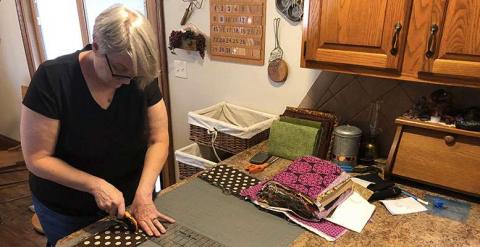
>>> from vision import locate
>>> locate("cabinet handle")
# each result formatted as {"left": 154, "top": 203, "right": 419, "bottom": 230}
{"left": 444, "top": 135, "right": 456, "bottom": 146}
{"left": 390, "top": 22, "right": 402, "bottom": 55}
{"left": 425, "top": 24, "right": 439, "bottom": 58}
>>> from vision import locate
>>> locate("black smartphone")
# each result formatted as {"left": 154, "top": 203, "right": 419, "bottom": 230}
{"left": 249, "top": 151, "right": 272, "bottom": 164}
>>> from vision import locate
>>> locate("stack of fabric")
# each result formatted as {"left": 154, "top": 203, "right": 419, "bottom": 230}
{"left": 240, "top": 156, "right": 375, "bottom": 241}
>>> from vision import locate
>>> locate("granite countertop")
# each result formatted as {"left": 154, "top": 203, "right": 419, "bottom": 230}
{"left": 58, "top": 142, "right": 480, "bottom": 247}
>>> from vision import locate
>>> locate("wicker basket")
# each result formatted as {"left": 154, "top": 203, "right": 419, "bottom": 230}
{"left": 281, "top": 107, "right": 338, "bottom": 159}
{"left": 178, "top": 162, "right": 205, "bottom": 180}
{"left": 188, "top": 102, "right": 277, "bottom": 154}
{"left": 190, "top": 125, "right": 270, "bottom": 154}
{"left": 175, "top": 143, "right": 217, "bottom": 180}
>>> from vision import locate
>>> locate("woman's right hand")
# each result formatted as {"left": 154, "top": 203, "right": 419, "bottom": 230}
{"left": 90, "top": 179, "right": 125, "bottom": 218}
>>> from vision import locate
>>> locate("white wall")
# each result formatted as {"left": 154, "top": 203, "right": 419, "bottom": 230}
{"left": 0, "top": 0, "right": 30, "bottom": 140}
{"left": 164, "top": 0, "right": 321, "bottom": 149}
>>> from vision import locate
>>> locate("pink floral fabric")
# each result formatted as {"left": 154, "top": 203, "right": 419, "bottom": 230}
{"left": 240, "top": 156, "right": 349, "bottom": 239}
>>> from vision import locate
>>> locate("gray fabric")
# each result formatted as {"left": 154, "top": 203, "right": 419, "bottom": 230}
{"left": 153, "top": 178, "right": 304, "bottom": 247}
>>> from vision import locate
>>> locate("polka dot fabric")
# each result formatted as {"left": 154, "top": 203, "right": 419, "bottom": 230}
{"left": 76, "top": 224, "right": 149, "bottom": 247}
{"left": 199, "top": 164, "right": 261, "bottom": 198}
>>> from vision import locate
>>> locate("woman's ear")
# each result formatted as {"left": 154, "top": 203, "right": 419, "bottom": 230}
{"left": 92, "top": 42, "right": 99, "bottom": 52}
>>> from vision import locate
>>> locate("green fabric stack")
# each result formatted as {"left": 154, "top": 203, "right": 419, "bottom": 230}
{"left": 267, "top": 116, "right": 323, "bottom": 160}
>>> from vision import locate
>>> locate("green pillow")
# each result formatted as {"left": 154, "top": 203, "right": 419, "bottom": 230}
{"left": 268, "top": 120, "right": 319, "bottom": 160}
{"left": 280, "top": 116, "right": 323, "bottom": 155}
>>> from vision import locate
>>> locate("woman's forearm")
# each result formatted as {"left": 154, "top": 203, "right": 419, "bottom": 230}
{"left": 27, "top": 156, "right": 102, "bottom": 194}
{"left": 135, "top": 140, "right": 169, "bottom": 200}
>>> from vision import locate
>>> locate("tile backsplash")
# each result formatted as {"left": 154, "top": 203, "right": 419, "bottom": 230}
{"left": 299, "top": 72, "right": 480, "bottom": 157}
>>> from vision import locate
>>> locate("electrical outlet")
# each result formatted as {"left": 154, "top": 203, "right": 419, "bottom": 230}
{"left": 174, "top": 60, "right": 187, "bottom": 79}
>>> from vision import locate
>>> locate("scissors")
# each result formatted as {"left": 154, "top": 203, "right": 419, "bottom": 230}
{"left": 245, "top": 156, "right": 280, "bottom": 174}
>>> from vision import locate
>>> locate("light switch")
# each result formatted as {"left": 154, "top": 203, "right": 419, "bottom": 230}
{"left": 174, "top": 60, "right": 188, "bottom": 79}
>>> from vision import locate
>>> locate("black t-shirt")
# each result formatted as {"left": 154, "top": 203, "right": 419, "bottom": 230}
{"left": 23, "top": 45, "right": 162, "bottom": 216}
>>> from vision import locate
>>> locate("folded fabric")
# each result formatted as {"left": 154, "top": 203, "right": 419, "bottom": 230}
{"left": 280, "top": 116, "right": 323, "bottom": 156}
{"left": 240, "top": 181, "right": 347, "bottom": 241}
{"left": 240, "top": 156, "right": 351, "bottom": 241}
{"left": 199, "top": 164, "right": 261, "bottom": 198}
{"left": 270, "top": 156, "right": 349, "bottom": 202}
{"left": 268, "top": 120, "right": 319, "bottom": 160}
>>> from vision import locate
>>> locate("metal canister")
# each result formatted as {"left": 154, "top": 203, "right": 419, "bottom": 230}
{"left": 332, "top": 125, "right": 362, "bottom": 168}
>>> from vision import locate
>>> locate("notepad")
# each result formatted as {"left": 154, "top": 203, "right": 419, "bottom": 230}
{"left": 380, "top": 197, "right": 428, "bottom": 215}
{"left": 326, "top": 192, "right": 376, "bottom": 233}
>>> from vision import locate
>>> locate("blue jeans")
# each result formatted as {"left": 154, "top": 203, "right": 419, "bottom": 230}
{"left": 32, "top": 196, "right": 102, "bottom": 246}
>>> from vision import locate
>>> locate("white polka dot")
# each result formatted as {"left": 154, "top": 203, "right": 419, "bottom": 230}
{"left": 115, "top": 230, "right": 121, "bottom": 234}
{"left": 94, "top": 236, "right": 100, "bottom": 240}
{"left": 126, "top": 242, "right": 132, "bottom": 246}
{"left": 94, "top": 241, "right": 101, "bottom": 245}
{"left": 105, "top": 231, "right": 111, "bottom": 234}
{"left": 105, "top": 242, "right": 111, "bottom": 246}
{"left": 114, "top": 225, "right": 120, "bottom": 229}
{"left": 83, "top": 241, "right": 90, "bottom": 245}
{"left": 139, "top": 229, "right": 143, "bottom": 233}
{"left": 135, "top": 236, "right": 141, "bottom": 240}
{"left": 125, "top": 231, "right": 130, "bottom": 234}
{"left": 115, "top": 236, "right": 121, "bottom": 240}
{"left": 105, "top": 236, "right": 111, "bottom": 240}
{"left": 125, "top": 236, "right": 131, "bottom": 240}
{"left": 232, "top": 170, "right": 236, "bottom": 173}
{"left": 136, "top": 242, "right": 141, "bottom": 245}
{"left": 115, "top": 242, "right": 121, "bottom": 246}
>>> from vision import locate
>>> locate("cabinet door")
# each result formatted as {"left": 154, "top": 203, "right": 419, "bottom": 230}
{"left": 304, "top": 0, "right": 412, "bottom": 71}
{"left": 427, "top": 0, "right": 480, "bottom": 80}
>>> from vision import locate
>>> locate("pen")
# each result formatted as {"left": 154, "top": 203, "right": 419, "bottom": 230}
{"left": 401, "top": 190, "right": 429, "bottom": 205}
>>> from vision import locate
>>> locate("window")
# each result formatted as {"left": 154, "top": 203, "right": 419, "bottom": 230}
{"left": 35, "top": 0, "right": 83, "bottom": 60}
{"left": 16, "top": 0, "right": 152, "bottom": 73}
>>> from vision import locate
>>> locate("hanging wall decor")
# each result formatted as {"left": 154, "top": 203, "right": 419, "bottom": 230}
{"left": 276, "top": 0, "right": 304, "bottom": 22}
{"left": 169, "top": 24, "right": 207, "bottom": 59}
{"left": 268, "top": 18, "right": 288, "bottom": 82}
{"left": 180, "top": 0, "right": 204, "bottom": 25}
{"left": 210, "top": 0, "right": 266, "bottom": 65}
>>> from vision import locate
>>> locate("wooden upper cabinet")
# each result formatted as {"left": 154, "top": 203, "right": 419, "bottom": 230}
{"left": 303, "top": 0, "right": 413, "bottom": 71}
{"left": 425, "top": 0, "right": 480, "bottom": 80}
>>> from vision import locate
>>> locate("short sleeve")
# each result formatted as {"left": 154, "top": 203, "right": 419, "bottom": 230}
{"left": 22, "top": 64, "right": 60, "bottom": 119}
{"left": 144, "top": 78, "right": 163, "bottom": 107}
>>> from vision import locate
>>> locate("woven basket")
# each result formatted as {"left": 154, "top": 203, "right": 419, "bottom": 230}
{"left": 281, "top": 107, "right": 338, "bottom": 159}
{"left": 178, "top": 162, "right": 205, "bottom": 180}
{"left": 175, "top": 143, "right": 218, "bottom": 180}
{"left": 190, "top": 125, "right": 270, "bottom": 154}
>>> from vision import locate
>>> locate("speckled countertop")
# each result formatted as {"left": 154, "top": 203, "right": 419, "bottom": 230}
{"left": 58, "top": 142, "right": 480, "bottom": 247}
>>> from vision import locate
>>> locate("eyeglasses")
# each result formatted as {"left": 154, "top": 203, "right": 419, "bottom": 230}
{"left": 105, "top": 54, "right": 133, "bottom": 80}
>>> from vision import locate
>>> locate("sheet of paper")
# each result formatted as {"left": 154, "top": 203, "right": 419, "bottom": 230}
{"left": 380, "top": 197, "right": 428, "bottom": 215}
{"left": 351, "top": 177, "right": 373, "bottom": 188}
{"left": 326, "top": 192, "right": 376, "bottom": 233}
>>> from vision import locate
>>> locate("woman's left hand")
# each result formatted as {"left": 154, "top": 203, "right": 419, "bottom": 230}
{"left": 130, "top": 196, "right": 175, "bottom": 237}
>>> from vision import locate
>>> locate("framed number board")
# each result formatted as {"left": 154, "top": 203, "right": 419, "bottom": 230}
{"left": 210, "top": 0, "right": 266, "bottom": 65}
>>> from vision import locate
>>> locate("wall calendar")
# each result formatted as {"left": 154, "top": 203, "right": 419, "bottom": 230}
{"left": 210, "top": 0, "right": 266, "bottom": 65}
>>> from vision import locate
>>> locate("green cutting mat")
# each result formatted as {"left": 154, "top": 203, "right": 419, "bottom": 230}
{"left": 154, "top": 178, "right": 304, "bottom": 247}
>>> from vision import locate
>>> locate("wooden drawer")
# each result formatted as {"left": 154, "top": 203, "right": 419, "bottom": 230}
{"left": 388, "top": 118, "right": 480, "bottom": 196}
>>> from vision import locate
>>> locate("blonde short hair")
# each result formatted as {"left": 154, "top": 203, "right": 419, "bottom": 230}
{"left": 93, "top": 4, "right": 159, "bottom": 88}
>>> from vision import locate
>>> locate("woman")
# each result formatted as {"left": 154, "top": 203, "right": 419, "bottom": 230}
{"left": 20, "top": 4, "right": 174, "bottom": 246}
